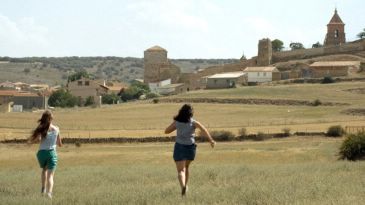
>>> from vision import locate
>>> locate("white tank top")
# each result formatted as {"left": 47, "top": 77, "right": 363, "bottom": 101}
{"left": 39, "top": 124, "right": 59, "bottom": 150}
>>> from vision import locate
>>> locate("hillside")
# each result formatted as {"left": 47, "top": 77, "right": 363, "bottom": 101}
{"left": 274, "top": 53, "right": 365, "bottom": 72}
{"left": 0, "top": 57, "right": 239, "bottom": 85}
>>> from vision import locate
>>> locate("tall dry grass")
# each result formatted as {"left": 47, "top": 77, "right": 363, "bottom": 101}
{"left": 1, "top": 138, "right": 364, "bottom": 204}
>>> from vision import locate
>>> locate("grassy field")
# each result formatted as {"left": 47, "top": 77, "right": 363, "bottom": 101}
{"left": 0, "top": 81, "right": 365, "bottom": 139}
{"left": 1, "top": 137, "right": 364, "bottom": 204}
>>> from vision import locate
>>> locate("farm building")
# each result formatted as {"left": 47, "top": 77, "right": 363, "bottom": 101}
{"left": 243, "top": 67, "right": 280, "bottom": 83}
{"left": 157, "top": 83, "right": 185, "bottom": 95}
{"left": 204, "top": 72, "right": 247, "bottom": 89}
{"left": 309, "top": 61, "right": 360, "bottom": 78}
{"left": 148, "top": 79, "right": 186, "bottom": 95}
{"left": 67, "top": 77, "right": 108, "bottom": 106}
{"left": 0, "top": 90, "right": 48, "bottom": 112}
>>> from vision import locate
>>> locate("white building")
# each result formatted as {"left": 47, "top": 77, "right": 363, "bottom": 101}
{"left": 203, "top": 72, "right": 247, "bottom": 89}
{"left": 148, "top": 79, "right": 172, "bottom": 93}
{"left": 243, "top": 67, "right": 280, "bottom": 83}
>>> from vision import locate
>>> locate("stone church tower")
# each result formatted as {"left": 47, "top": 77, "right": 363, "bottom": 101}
{"left": 143, "top": 46, "right": 170, "bottom": 83}
{"left": 257, "top": 38, "right": 272, "bottom": 66}
{"left": 324, "top": 9, "right": 346, "bottom": 46}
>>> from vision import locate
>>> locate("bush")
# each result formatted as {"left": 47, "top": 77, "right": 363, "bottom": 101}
{"left": 75, "top": 141, "right": 82, "bottom": 148}
{"left": 146, "top": 92, "right": 159, "bottom": 99}
{"left": 84, "top": 96, "right": 95, "bottom": 106}
{"left": 210, "top": 130, "right": 235, "bottom": 141}
{"left": 327, "top": 125, "right": 346, "bottom": 137}
{"left": 312, "top": 99, "right": 322, "bottom": 106}
{"left": 48, "top": 89, "right": 78, "bottom": 108}
{"left": 102, "top": 93, "right": 120, "bottom": 104}
{"left": 282, "top": 128, "right": 291, "bottom": 137}
{"left": 339, "top": 132, "right": 365, "bottom": 160}
{"left": 322, "top": 76, "right": 335, "bottom": 84}
{"left": 255, "top": 132, "right": 266, "bottom": 141}
{"left": 152, "top": 98, "right": 159, "bottom": 104}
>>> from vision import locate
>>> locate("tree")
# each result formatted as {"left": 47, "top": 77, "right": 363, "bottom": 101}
{"left": 23, "top": 68, "right": 30, "bottom": 74}
{"left": 272, "top": 39, "right": 284, "bottom": 52}
{"left": 102, "top": 93, "right": 120, "bottom": 104}
{"left": 130, "top": 81, "right": 150, "bottom": 93}
{"left": 357, "top": 28, "right": 365, "bottom": 39}
{"left": 67, "top": 70, "right": 89, "bottom": 82}
{"left": 48, "top": 89, "right": 78, "bottom": 108}
{"left": 84, "top": 96, "right": 95, "bottom": 106}
{"left": 312, "top": 42, "right": 323, "bottom": 48}
{"left": 289, "top": 42, "right": 304, "bottom": 50}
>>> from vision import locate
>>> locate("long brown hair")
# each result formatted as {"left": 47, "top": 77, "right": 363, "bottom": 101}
{"left": 30, "top": 110, "right": 53, "bottom": 142}
{"left": 174, "top": 104, "right": 193, "bottom": 123}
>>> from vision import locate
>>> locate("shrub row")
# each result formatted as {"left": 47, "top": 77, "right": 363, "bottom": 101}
{"left": 0, "top": 126, "right": 348, "bottom": 144}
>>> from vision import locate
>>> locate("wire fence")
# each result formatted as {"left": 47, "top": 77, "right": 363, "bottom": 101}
{"left": 345, "top": 126, "right": 365, "bottom": 134}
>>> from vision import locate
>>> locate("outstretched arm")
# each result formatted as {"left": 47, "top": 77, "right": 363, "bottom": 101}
{"left": 165, "top": 121, "right": 176, "bottom": 134}
{"left": 194, "top": 121, "right": 216, "bottom": 148}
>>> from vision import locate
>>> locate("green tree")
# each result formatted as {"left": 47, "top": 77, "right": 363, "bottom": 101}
{"left": 48, "top": 89, "right": 78, "bottom": 108}
{"left": 120, "top": 86, "right": 144, "bottom": 102}
{"left": 84, "top": 96, "right": 95, "bottom": 106}
{"left": 68, "top": 70, "right": 89, "bottom": 82}
{"left": 272, "top": 39, "right": 284, "bottom": 52}
{"left": 23, "top": 68, "right": 30, "bottom": 74}
{"left": 130, "top": 81, "right": 150, "bottom": 92}
{"left": 357, "top": 28, "right": 365, "bottom": 39}
{"left": 102, "top": 93, "right": 120, "bottom": 104}
{"left": 289, "top": 42, "right": 305, "bottom": 50}
{"left": 312, "top": 42, "right": 323, "bottom": 48}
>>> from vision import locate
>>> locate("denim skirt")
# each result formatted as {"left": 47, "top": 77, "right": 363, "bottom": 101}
{"left": 173, "top": 142, "right": 197, "bottom": 161}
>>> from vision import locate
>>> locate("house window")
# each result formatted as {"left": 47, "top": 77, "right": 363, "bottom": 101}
{"left": 214, "top": 79, "right": 217, "bottom": 84}
{"left": 257, "top": 72, "right": 260, "bottom": 76}
{"left": 334, "top": 29, "right": 339, "bottom": 38}
{"left": 263, "top": 72, "right": 267, "bottom": 76}
{"left": 85, "top": 81, "right": 90, "bottom": 86}
{"left": 78, "top": 81, "right": 82, "bottom": 86}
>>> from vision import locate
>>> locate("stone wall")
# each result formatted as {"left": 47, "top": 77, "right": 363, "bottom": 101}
{"left": 272, "top": 39, "right": 365, "bottom": 63}
{"left": 311, "top": 66, "right": 348, "bottom": 78}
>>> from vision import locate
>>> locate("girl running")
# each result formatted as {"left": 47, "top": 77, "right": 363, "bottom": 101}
{"left": 165, "top": 104, "right": 215, "bottom": 196}
{"left": 29, "top": 110, "right": 62, "bottom": 199}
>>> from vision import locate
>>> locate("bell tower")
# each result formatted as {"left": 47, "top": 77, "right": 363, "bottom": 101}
{"left": 324, "top": 9, "right": 345, "bottom": 46}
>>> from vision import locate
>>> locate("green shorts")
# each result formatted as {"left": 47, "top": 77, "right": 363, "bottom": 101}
{"left": 36, "top": 150, "right": 58, "bottom": 171}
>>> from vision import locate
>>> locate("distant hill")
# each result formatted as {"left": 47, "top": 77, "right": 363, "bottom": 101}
{"left": 0, "top": 57, "right": 239, "bottom": 85}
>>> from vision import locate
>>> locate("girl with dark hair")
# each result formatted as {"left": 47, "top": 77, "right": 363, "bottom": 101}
{"left": 165, "top": 104, "right": 215, "bottom": 196}
{"left": 29, "top": 110, "right": 62, "bottom": 199}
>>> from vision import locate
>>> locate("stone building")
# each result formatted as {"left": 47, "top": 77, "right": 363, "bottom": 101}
{"left": 324, "top": 9, "right": 346, "bottom": 46}
{"left": 143, "top": 46, "right": 181, "bottom": 84}
{"left": 205, "top": 72, "right": 247, "bottom": 89}
{"left": 67, "top": 77, "right": 108, "bottom": 106}
{"left": 244, "top": 67, "right": 280, "bottom": 83}
{"left": 309, "top": 61, "right": 360, "bottom": 78}
{"left": 0, "top": 90, "right": 48, "bottom": 112}
{"left": 257, "top": 38, "right": 272, "bottom": 66}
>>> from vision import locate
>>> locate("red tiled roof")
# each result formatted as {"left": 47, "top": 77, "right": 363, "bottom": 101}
{"left": 0, "top": 90, "right": 38, "bottom": 97}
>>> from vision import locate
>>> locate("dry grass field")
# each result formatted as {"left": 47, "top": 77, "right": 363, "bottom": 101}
{"left": 0, "top": 81, "right": 365, "bottom": 139}
{"left": 1, "top": 137, "right": 364, "bottom": 204}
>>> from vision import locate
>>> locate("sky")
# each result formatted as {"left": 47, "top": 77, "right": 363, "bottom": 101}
{"left": 0, "top": 0, "right": 364, "bottom": 59}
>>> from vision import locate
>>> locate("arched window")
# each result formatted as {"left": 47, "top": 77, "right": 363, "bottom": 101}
{"left": 334, "top": 29, "right": 339, "bottom": 38}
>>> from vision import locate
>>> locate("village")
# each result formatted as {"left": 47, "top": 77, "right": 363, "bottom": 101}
{"left": 0, "top": 9, "right": 364, "bottom": 112}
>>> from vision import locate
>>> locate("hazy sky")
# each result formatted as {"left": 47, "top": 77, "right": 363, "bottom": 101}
{"left": 0, "top": 0, "right": 364, "bottom": 59}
